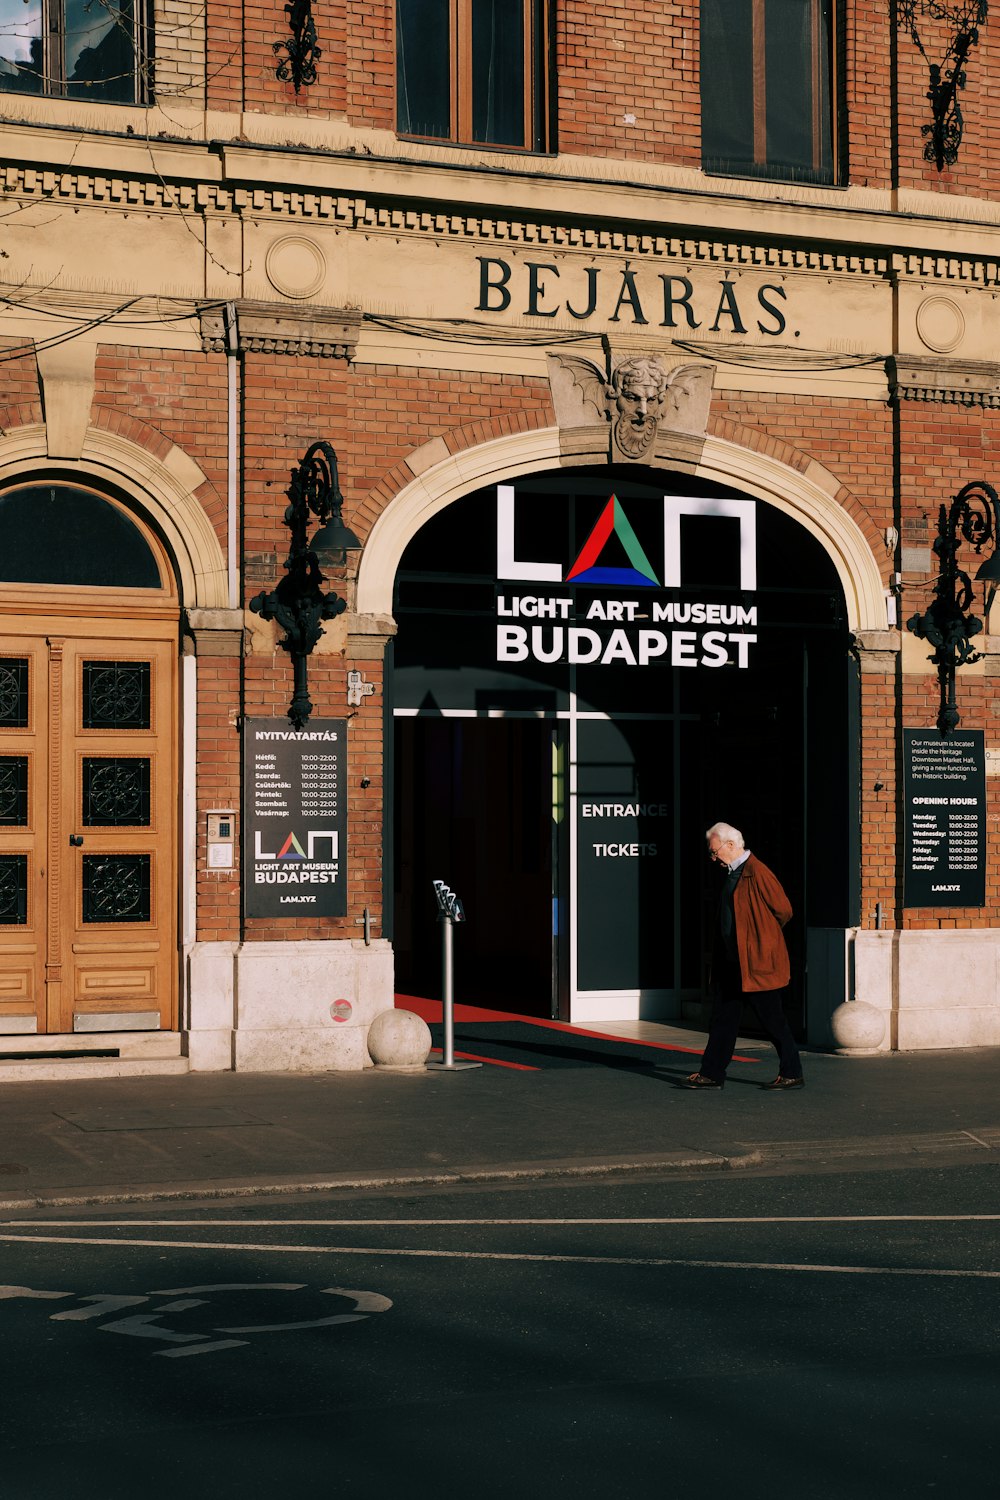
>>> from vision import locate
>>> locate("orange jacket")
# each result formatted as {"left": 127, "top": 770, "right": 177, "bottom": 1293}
{"left": 730, "top": 853, "right": 792, "bottom": 992}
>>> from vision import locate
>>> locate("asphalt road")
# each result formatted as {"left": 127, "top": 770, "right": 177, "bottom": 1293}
{"left": 1, "top": 1161, "right": 998, "bottom": 1498}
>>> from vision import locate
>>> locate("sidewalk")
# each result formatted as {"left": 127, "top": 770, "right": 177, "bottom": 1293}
{"left": 1, "top": 1020, "right": 999, "bottom": 1209}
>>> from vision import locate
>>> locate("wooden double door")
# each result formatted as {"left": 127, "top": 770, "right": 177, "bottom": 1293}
{"left": 0, "top": 614, "right": 178, "bottom": 1035}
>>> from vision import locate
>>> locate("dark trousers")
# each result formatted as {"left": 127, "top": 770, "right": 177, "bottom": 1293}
{"left": 700, "top": 957, "right": 802, "bottom": 1082}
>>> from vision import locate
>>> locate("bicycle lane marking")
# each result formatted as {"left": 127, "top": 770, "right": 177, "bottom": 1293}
{"left": 0, "top": 1279, "right": 393, "bottom": 1358}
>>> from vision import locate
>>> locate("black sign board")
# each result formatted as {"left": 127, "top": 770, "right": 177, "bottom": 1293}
{"left": 903, "top": 729, "right": 986, "bottom": 908}
{"left": 243, "top": 717, "right": 347, "bottom": 919}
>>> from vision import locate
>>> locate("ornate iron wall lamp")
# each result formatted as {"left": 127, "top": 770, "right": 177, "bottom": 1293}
{"left": 274, "top": 0, "right": 321, "bottom": 93}
{"left": 897, "top": 0, "right": 988, "bottom": 170}
{"left": 907, "top": 479, "right": 1000, "bottom": 735}
{"left": 250, "top": 442, "right": 361, "bottom": 730}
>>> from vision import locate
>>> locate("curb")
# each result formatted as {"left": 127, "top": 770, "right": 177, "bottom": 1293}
{"left": 0, "top": 1148, "right": 762, "bottom": 1212}
{"left": 2, "top": 1124, "right": 993, "bottom": 1213}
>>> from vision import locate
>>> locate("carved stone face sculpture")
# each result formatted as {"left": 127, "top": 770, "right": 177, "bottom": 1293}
{"left": 545, "top": 349, "right": 715, "bottom": 462}
{"left": 608, "top": 358, "right": 667, "bottom": 459}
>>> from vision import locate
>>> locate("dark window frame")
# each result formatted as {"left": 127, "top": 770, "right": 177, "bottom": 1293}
{"left": 700, "top": 0, "right": 840, "bottom": 186}
{"left": 0, "top": 0, "right": 150, "bottom": 105}
{"left": 396, "top": 0, "right": 554, "bottom": 153}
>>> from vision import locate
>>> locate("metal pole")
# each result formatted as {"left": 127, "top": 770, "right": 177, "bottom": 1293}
{"left": 442, "top": 914, "right": 455, "bottom": 1067}
{"left": 426, "top": 904, "right": 481, "bottom": 1071}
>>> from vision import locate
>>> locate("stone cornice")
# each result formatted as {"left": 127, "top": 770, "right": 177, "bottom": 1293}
{"left": 199, "top": 302, "right": 361, "bottom": 359}
{"left": 897, "top": 253, "right": 1000, "bottom": 286}
{"left": 0, "top": 161, "right": 896, "bottom": 277}
{"left": 11, "top": 113, "right": 1000, "bottom": 264}
{"left": 12, "top": 151, "right": 1000, "bottom": 288}
{"left": 351, "top": 205, "right": 891, "bottom": 274}
{"left": 889, "top": 356, "right": 1000, "bottom": 408}
{"left": 184, "top": 607, "right": 246, "bottom": 657}
{"left": 853, "top": 630, "right": 901, "bottom": 674}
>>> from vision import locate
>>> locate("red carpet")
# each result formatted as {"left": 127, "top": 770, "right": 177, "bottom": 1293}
{"left": 395, "top": 993, "right": 757, "bottom": 1070}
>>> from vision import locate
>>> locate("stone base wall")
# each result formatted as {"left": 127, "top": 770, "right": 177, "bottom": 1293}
{"left": 851, "top": 929, "right": 1000, "bottom": 1051}
{"left": 185, "top": 939, "right": 394, "bottom": 1071}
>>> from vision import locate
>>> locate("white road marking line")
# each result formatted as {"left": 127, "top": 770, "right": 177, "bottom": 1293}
{"left": 157, "top": 1340, "right": 248, "bottom": 1358}
{"left": 0, "top": 1232, "right": 998, "bottom": 1277}
{"left": 0, "top": 1285, "right": 71, "bottom": 1299}
{"left": 3, "top": 1214, "right": 1000, "bottom": 1228}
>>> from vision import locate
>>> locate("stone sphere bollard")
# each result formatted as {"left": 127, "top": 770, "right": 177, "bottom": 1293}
{"left": 367, "top": 1008, "right": 432, "bottom": 1070}
{"left": 830, "top": 1001, "right": 886, "bottom": 1055}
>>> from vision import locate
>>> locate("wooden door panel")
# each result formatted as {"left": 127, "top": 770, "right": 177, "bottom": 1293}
{"left": 0, "top": 617, "right": 177, "bottom": 1035}
{"left": 0, "top": 638, "right": 48, "bottom": 1032}
{"left": 61, "top": 632, "right": 176, "bottom": 1034}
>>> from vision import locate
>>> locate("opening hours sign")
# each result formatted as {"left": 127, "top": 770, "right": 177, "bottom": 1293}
{"left": 243, "top": 718, "right": 347, "bottom": 919}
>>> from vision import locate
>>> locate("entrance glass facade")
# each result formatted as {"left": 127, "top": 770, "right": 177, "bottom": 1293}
{"left": 391, "top": 468, "right": 856, "bottom": 1030}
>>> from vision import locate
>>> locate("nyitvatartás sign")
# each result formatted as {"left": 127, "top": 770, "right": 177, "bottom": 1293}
{"left": 243, "top": 718, "right": 347, "bottom": 919}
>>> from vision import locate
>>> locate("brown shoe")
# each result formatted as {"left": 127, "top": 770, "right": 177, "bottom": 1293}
{"left": 681, "top": 1072, "right": 724, "bottom": 1089}
{"left": 762, "top": 1075, "right": 805, "bottom": 1090}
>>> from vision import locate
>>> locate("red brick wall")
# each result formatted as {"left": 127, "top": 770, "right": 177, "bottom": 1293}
{"left": 894, "top": 5, "right": 997, "bottom": 196}
{"left": 234, "top": 354, "right": 553, "bottom": 944}
{"left": 241, "top": 357, "right": 553, "bottom": 566}
{"left": 0, "top": 347, "right": 44, "bottom": 431}
{"left": 195, "top": 656, "right": 242, "bottom": 941}
{"left": 345, "top": 0, "right": 394, "bottom": 129}
{"left": 555, "top": 0, "right": 701, "bottom": 166}
{"left": 842, "top": 0, "right": 891, "bottom": 189}
{"left": 92, "top": 346, "right": 229, "bottom": 550}
{"left": 245, "top": 0, "right": 349, "bottom": 117}
{"left": 896, "top": 400, "right": 1000, "bottom": 928}
{"left": 11, "top": 332, "right": 1000, "bottom": 941}
{"left": 205, "top": 0, "right": 243, "bottom": 113}
{"left": 204, "top": 0, "right": 1000, "bottom": 200}
{"left": 711, "top": 394, "right": 893, "bottom": 573}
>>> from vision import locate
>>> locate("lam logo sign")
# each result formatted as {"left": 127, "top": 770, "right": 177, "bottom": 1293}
{"left": 495, "top": 487, "right": 759, "bottom": 670}
{"left": 253, "top": 831, "right": 340, "bottom": 860}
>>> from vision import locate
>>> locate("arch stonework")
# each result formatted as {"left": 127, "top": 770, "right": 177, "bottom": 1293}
{"left": 355, "top": 426, "right": 889, "bottom": 632}
{"left": 0, "top": 424, "right": 228, "bottom": 607}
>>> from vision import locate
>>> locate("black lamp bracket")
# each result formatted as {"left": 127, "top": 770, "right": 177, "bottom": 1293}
{"left": 249, "top": 442, "right": 353, "bottom": 731}
{"left": 897, "top": 0, "right": 988, "bottom": 171}
{"left": 274, "top": 0, "right": 321, "bottom": 93}
{"left": 906, "top": 478, "right": 1000, "bottom": 735}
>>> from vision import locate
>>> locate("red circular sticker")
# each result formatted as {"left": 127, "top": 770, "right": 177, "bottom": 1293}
{"left": 330, "top": 999, "right": 352, "bottom": 1023}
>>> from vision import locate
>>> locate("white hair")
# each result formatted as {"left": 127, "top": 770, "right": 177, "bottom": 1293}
{"left": 705, "top": 822, "right": 744, "bottom": 849}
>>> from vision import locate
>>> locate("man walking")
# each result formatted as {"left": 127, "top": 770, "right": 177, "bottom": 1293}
{"left": 683, "top": 822, "right": 804, "bottom": 1091}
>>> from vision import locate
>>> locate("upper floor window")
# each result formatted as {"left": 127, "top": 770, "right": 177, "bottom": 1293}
{"left": 396, "top": 0, "right": 552, "bottom": 151}
{"left": 0, "top": 0, "right": 146, "bottom": 103}
{"left": 701, "top": 0, "right": 835, "bottom": 184}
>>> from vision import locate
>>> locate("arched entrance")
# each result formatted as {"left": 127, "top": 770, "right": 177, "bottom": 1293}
{"left": 0, "top": 482, "right": 181, "bottom": 1036}
{"left": 388, "top": 465, "right": 860, "bottom": 1033}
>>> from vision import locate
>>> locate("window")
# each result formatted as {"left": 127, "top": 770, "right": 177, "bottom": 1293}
{"left": 396, "top": 0, "right": 552, "bottom": 151}
{"left": 0, "top": 486, "right": 161, "bottom": 587}
{"left": 701, "top": 0, "right": 835, "bottom": 184}
{"left": 0, "top": 0, "right": 146, "bottom": 103}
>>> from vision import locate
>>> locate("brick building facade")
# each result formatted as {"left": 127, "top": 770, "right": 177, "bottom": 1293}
{"left": 1, "top": 0, "right": 999, "bottom": 1068}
